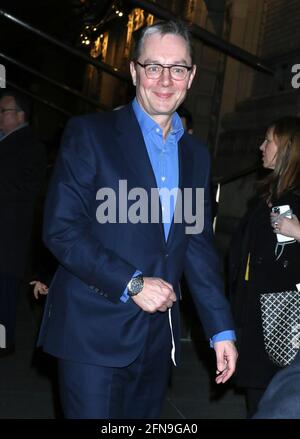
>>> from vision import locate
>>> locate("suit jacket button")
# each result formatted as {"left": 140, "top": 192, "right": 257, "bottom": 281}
{"left": 165, "top": 254, "right": 169, "bottom": 259}
{"left": 283, "top": 260, "right": 289, "bottom": 268}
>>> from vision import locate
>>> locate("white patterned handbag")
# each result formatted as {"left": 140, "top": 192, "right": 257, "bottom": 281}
{"left": 260, "top": 291, "right": 300, "bottom": 367}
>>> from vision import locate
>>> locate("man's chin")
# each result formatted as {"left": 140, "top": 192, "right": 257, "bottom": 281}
{"left": 152, "top": 103, "right": 178, "bottom": 115}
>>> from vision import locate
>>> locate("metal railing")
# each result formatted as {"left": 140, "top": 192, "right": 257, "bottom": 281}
{"left": 0, "top": 52, "right": 108, "bottom": 111}
{"left": 0, "top": 7, "right": 130, "bottom": 116}
{"left": 5, "top": 80, "right": 72, "bottom": 117}
{"left": 0, "top": 9, "right": 130, "bottom": 83}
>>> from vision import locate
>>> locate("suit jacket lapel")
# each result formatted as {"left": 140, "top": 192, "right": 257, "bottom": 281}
{"left": 115, "top": 104, "right": 166, "bottom": 243}
{"left": 115, "top": 104, "right": 158, "bottom": 190}
{"left": 166, "top": 135, "right": 194, "bottom": 247}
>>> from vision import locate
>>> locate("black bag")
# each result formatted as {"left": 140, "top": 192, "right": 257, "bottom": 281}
{"left": 260, "top": 291, "right": 300, "bottom": 367}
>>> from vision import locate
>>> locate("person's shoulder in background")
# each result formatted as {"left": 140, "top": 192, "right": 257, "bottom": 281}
{"left": 253, "top": 350, "right": 300, "bottom": 419}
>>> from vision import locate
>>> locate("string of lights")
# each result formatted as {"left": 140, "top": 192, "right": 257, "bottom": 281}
{"left": 78, "top": 1, "right": 126, "bottom": 47}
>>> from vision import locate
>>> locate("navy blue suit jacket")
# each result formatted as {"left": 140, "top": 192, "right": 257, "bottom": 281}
{"left": 38, "top": 103, "right": 234, "bottom": 367}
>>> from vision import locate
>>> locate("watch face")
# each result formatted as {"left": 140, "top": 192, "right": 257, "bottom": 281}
{"left": 128, "top": 276, "right": 144, "bottom": 296}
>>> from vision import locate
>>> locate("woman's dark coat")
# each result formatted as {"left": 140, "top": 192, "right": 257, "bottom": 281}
{"left": 229, "top": 191, "right": 300, "bottom": 388}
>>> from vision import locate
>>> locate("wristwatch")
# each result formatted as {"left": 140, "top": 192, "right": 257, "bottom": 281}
{"left": 127, "top": 275, "right": 144, "bottom": 297}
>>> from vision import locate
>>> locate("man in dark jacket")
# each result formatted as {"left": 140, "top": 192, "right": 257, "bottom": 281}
{"left": 38, "top": 20, "right": 237, "bottom": 419}
{"left": 0, "top": 89, "right": 46, "bottom": 355}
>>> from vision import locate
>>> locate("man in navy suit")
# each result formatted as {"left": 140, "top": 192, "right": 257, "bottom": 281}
{"left": 38, "top": 20, "right": 237, "bottom": 419}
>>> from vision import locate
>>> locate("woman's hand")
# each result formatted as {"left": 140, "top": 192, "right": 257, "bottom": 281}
{"left": 271, "top": 213, "right": 300, "bottom": 241}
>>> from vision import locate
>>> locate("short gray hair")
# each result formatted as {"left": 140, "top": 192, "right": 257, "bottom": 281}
{"left": 132, "top": 20, "right": 194, "bottom": 63}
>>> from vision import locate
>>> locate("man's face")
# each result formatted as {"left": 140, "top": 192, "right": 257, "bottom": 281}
{"left": 130, "top": 33, "right": 196, "bottom": 123}
{"left": 0, "top": 95, "right": 25, "bottom": 135}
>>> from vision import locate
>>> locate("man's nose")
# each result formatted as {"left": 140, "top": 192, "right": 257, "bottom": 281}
{"left": 159, "top": 67, "right": 172, "bottom": 84}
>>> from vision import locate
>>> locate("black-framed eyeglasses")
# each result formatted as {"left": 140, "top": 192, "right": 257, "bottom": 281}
{"left": 135, "top": 62, "right": 193, "bottom": 80}
{"left": 0, "top": 108, "right": 20, "bottom": 114}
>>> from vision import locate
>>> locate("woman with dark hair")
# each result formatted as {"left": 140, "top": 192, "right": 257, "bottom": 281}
{"left": 229, "top": 116, "right": 300, "bottom": 417}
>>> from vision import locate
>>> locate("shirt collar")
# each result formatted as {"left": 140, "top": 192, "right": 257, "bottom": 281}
{"left": 132, "top": 98, "right": 184, "bottom": 142}
{"left": 0, "top": 123, "right": 28, "bottom": 142}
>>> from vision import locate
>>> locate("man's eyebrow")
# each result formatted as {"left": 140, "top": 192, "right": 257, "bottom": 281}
{"left": 142, "top": 59, "right": 190, "bottom": 65}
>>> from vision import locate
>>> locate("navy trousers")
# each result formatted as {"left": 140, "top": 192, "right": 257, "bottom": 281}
{"left": 0, "top": 275, "right": 20, "bottom": 349}
{"left": 57, "top": 311, "right": 172, "bottom": 419}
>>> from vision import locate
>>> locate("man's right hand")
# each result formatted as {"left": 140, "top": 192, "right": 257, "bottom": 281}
{"left": 131, "top": 277, "right": 176, "bottom": 313}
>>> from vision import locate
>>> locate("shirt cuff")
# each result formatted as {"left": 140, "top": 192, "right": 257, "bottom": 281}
{"left": 120, "top": 270, "right": 142, "bottom": 303}
{"left": 209, "top": 330, "right": 236, "bottom": 348}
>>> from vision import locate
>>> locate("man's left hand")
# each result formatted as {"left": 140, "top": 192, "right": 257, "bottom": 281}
{"left": 214, "top": 340, "right": 238, "bottom": 384}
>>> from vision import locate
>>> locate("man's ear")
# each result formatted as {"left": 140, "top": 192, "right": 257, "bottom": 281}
{"left": 130, "top": 61, "right": 137, "bottom": 86}
{"left": 187, "top": 64, "right": 196, "bottom": 90}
